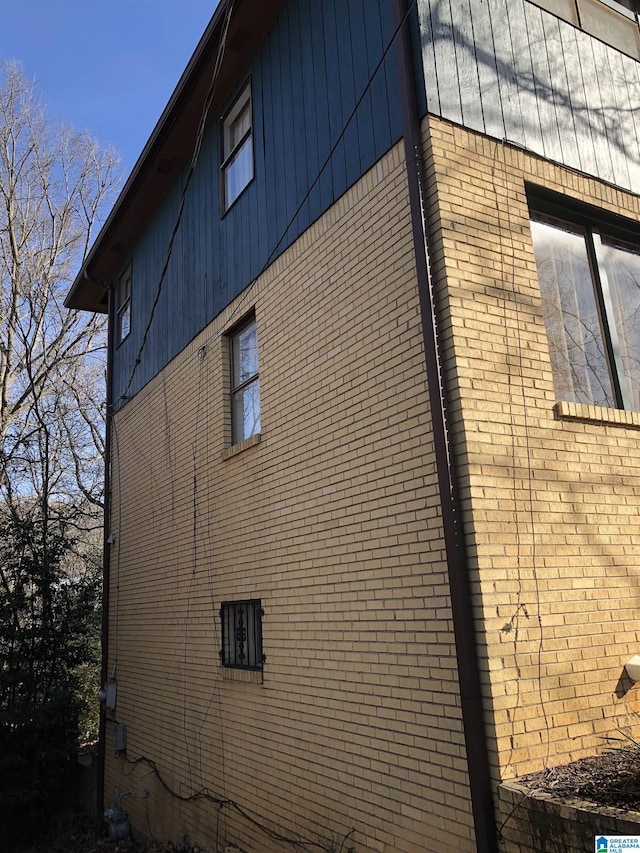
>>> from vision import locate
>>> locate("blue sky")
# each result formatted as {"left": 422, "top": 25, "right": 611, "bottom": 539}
{"left": 1, "top": 0, "right": 219, "bottom": 178}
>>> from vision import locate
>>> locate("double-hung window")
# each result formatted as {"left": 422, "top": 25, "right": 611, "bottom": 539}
{"left": 230, "top": 314, "right": 261, "bottom": 443}
{"left": 116, "top": 265, "right": 131, "bottom": 344}
{"left": 530, "top": 209, "right": 640, "bottom": 411}
{"left": 221, "top": 81, "right": 253, "bottom": 211}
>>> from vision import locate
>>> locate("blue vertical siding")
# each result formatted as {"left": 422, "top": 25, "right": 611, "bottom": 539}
{"left": 297, "top": 0, "right": 322, "bottom": 226}
{"left": 288, "top": 0, "right": 310, "bottom": 233}
{"left": 380, "top": 0, "right": 402, "bottom": 142}
{"left": 323, "top": 1, "right": 348, "bottom": 200}
{"left": 349, "top": 0, "right": 376, "bottom": 175}
{"left": 308, "top": 0, "right": 335, "bottom": 215}
{"left": 113, "top": 0, "right": 408, "bottom": 405}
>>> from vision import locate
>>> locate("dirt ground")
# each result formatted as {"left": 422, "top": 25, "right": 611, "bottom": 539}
{"left": 14, "top": 750, "right": 640, "bottom": 852}
{"left": 14, "top": 815, "right": 184, "bottom": 853}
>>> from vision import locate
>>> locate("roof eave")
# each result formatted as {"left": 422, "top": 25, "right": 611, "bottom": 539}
{"left": 66, "top": 0, "right": 285, "bottom": 312}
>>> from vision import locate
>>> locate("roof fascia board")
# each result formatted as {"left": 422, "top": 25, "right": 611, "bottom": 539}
{"left": 66, "top": 0, "right": 285, "bottom": 311}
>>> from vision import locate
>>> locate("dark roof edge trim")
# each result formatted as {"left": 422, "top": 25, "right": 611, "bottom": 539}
{"left": 65, "top": 0, "right": 233, "bottom": 311}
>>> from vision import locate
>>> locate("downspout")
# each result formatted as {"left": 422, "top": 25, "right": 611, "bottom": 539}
{"left": 97, "top": 280, "right": 115, "bottom": 818}
{"left": 391, "top": 3, "right": 498, "bottom": 851}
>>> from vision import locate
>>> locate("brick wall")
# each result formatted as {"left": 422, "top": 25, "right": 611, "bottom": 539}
{"left": 423, "top": 115, "right": 640, "bottom": 793}
{"left": 104, "top": 108, "right": 640, "bottom": 853}
{"left": 105, "top": 140, "right": 478, "bottom": 852}
{"left": 499, "top": 782, "right": 640, "bottom": 852}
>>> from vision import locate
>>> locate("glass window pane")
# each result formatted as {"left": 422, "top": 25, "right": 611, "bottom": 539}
{"left": 117, "top": 270, "right": 131, "bottom": 343}
{"left": 118, "top": 303, "right": 130, "bottom": 341}
{"left": 225, "top": 136, "right": 253, "bottom": 208}
{"left": 530, "top": 219, "right": 615, "bottom": 408}
{"left": 232, "top": 319, "right": 258, "bottom": 386}
{"left": 528, "top": 0, "right": 579, "bottom": 25}
{"left": 230, "top": 317, "right": 260, "bottom": 444}
{"left": 600, "top": 239, "right": 640, "bottom": 410}
{"left": 232, "top": 378, "right": 261, "bottom": 442}
{"left": 117, "top": 274, "right": 129, "bottom": 311}
{"left": 229, "top": 102, "right": 250, "bottom": 150}
{"left": 578, "top": 0, "right": 640, "bottom": 59}
{"left": 612, "top": 0, "right": 640, "bottom": 13}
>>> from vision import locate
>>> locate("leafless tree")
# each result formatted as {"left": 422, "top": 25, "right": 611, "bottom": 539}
{"left": 0, "top": 61, "right": 120, "bottom": 526}
{"left": 0, "top": 67, "right": 120, "bottom": 798}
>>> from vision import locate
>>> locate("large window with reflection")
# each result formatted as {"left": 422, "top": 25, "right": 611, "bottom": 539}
{"left": 530, "top": 211, "right": 640, "bottom": 411}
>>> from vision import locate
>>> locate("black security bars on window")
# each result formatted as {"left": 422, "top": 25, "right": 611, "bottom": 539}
{"left": 220, "top": 600, "right": 264, "bottom": 669}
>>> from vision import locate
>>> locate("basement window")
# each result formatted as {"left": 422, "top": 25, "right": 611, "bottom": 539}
{"left": 220, "top": 600, "right": 264, "bottom": 670}
{"left": 530, "top": 208, "right": 640, "bottom": 411}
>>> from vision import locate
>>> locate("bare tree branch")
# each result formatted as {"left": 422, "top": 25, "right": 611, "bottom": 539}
{"left": 0, "top": 61, "right": 120, "bottom": 512}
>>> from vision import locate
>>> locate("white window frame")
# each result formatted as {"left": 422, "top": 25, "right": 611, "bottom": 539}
{"left": 229, "top": 313, "right": 261, "bottom": 444}
{"left": 221, "top": 81, "right": 253, "bottom": 212}
{"left": 116, "top": 265, "right": 131, "bottom": 345}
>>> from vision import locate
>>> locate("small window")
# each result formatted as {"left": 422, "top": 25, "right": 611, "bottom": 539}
{"left": 614, "top": 0, "right": 640, "bottom": 12}
{"left": 528, "top": 0, "right": 640, "bottom": 60}
{"left": 116, "top": 265, "right": 131, "bottom": 344}
{"left": 230, "top": 314, "right": 261, "bottom": 443}
{"left": 221, "top": 81, "right": 253, "bottom": 211}
{"left": 529, "top": 0, "right": 579, "bottom": 25}
{"left": 577, "top": 0, "right": 640, "bottom": 59}
{"left": 530, "top": 211, "right": 640, "bottom": 411}
{"left": 220, "top": 600, "right": 264, "bottom": 670}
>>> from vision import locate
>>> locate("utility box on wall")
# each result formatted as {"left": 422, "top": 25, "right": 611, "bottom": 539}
{"left": 114, "top": 723, "right": 127, "bottom": 753}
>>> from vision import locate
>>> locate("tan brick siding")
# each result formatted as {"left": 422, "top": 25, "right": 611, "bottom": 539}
{"left": 105, "top": 108, "right": 640, "bottom": 852}
{"left": 423, "top": 115, "right": 640, "bottom": 793}
{"left": 104, "top": 141, "right": 477, "bottom": 852}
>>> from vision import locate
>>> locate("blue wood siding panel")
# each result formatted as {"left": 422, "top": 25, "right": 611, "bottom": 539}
{"left": 350, "top": 0, "right": 377, "bottom": 175}
{"left": 113, "top": 0, "right": 406, "bottom": 405}
{"left": 417, "top": 0, "right": 640, "bottom": 193}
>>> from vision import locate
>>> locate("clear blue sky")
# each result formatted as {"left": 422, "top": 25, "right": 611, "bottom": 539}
{"left": 1, "top": 0, "right": 219, "bottom": 178}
